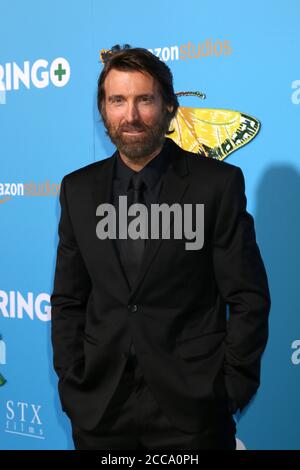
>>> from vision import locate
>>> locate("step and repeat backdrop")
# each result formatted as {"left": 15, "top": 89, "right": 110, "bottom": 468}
{"left": 0, "top": 0, "right": 299, "bottom": 450}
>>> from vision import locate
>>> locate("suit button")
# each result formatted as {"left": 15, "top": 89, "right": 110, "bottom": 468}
{"left": 128, "top": 304, "right": 138, "bottom": 313}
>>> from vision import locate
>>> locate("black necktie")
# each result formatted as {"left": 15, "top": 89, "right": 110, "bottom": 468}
{"left": 123, "top": 172, "right": 146, "bottom": 360}
{"left": 124, "top": 172, "right": 146, "bottom": 289}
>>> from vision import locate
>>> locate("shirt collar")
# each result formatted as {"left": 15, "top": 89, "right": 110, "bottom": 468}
{"left": 114, "top": 138, "right": 171, "bottom": 192}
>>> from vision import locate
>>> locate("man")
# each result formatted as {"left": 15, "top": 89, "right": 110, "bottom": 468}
{"left": 50, "top": 46, "right": 271, "bottom": 450}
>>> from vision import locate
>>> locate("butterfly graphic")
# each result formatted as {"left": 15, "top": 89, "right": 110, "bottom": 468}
{"left": 99, "top": 48, "right": 260, "bottom": 160}
{"left": 169, "top": 91, "right": 260, "bottom": 161}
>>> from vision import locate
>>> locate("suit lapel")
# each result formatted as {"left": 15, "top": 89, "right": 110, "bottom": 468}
{"left": 91, "top": 140, "right": 190, "bottom": 298}
{"left": 91, "top": 150, "right": 132, "bottom": 291}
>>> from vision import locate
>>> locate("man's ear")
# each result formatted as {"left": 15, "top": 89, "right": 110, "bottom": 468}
{"left": 167, "top": 104, "right": 174, "bottom": 114}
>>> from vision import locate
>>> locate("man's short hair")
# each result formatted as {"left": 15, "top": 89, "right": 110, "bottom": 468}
{"left": 97, "top": 44, "right": 179, "bottom": 133}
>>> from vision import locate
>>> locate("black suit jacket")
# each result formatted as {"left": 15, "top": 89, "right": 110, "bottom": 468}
{"left": 50, "top": 138, "right": 271, "bottom": 433}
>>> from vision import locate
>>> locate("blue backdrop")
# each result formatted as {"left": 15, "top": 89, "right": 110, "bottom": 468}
{"left": 0, "top": 0, "right": 299, "bottom": 450}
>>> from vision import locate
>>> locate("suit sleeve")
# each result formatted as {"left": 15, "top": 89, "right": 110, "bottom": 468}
{"left": 212, "top": 166, "right": 271, "bottom": 413}
{"left": 50, "top": 176, "right": 92, "bottom": 380}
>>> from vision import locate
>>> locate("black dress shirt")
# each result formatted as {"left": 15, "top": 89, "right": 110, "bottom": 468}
{"left": 111, "top": 138, "right": 172, "bottom": 253}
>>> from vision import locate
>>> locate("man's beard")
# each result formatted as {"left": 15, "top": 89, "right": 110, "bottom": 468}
{"left": 101, "top": 108, "right": 171, "bottom": 162}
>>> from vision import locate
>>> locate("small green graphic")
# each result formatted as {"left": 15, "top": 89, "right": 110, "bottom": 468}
{"left": 0, "top": 373, "right": 6, "bottom": 386}
{"left": 54, "top": 63, "right": 66, "bottom": 81}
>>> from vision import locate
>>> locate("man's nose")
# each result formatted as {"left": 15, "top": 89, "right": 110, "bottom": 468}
{"left": 125, "top": 102, "right": 139, "bottom": 122}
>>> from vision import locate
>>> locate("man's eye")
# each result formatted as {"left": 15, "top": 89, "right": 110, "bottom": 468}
{"left": 141, "top": 97, "right": 152, "bottom": 103}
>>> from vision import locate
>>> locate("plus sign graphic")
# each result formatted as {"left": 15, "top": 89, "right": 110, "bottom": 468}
{"left": 54, "top": 63, "right": 66, "bottom": 81}
{"left": 50, "top": 57, "right": 70, "bottom": 87}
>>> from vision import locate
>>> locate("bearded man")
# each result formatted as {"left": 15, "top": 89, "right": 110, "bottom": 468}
{"left": 50, "top": 45, "right": 271, "bottom": 450}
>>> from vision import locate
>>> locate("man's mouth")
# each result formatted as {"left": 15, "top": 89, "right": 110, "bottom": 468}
{"left": 122, "top": 127, "right": 144, "bottom": 135}
{"left": 122, "top": 130, "right": 145, "bottom": 135}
